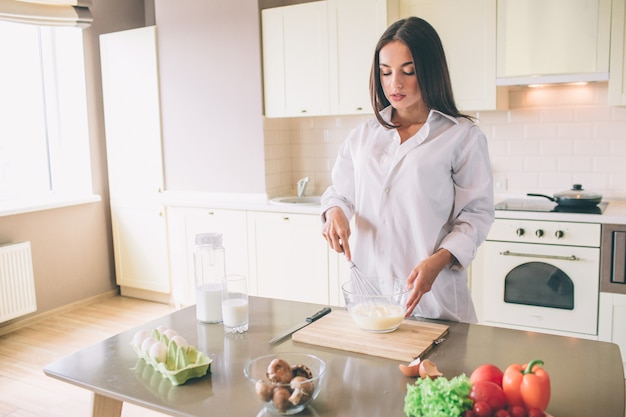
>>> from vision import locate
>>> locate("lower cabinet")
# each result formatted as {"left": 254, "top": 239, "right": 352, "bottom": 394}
{"left": 598, "top": 292, "right": 626, "bottom": 377}
{"left": 247, "top": 211, "right": 330, "bottom": 305}
{"left": 167, "top": 206, "right": 343, "bottom": 307}
{"left": 111, "top": 200, "right": 170, "bottom": 302}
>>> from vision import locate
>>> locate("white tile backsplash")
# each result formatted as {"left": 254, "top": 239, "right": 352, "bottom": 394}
{"left": 264, "top": 82, "right": 626, "bottom": 200}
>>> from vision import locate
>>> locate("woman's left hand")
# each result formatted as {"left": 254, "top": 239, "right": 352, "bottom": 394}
{"left": 404, "top": 249, "right": 454, "bottom": 317}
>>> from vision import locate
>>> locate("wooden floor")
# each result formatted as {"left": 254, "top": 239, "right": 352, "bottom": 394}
{"left": 0, "top": 295, "right": 177, "bottom": 417}
{"left": 0, "top": 295, "right": 624, "bottom": 417}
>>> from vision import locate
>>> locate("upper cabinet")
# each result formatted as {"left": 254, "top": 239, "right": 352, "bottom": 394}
{"left": 399, "top": 0, "right": 499, "bottom": 111}
{"left": 609, "top": 0, "right": 626, "bottom": 106}
{"left": 329, "top": 0, "right": 398, "bottom": 115}
{"left": 262, "top": 1, "right": 331, "bottom": 117}
{"left": 262, "top": 0, "right": 399, "bottom": 117}
{"left": 496, "top": 0, "right": 611, "bottom": 85}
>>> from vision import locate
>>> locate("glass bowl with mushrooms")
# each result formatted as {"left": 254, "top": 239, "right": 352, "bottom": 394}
{"left": 342, "top": 277, "right": 410, "bottom": 333}
{"left": 243, "top": 352, "right": 326, "bottom": 415}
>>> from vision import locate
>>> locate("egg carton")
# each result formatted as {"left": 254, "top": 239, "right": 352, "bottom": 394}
{"left": 131, "top": 328, "right": 212, "bottom": 386}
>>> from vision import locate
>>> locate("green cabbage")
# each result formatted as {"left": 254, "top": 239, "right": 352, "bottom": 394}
{"left": 404, "top": 374, "right": 473, "bottom": 417}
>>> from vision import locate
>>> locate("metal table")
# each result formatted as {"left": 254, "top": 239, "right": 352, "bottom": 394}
{"left": 43, "top": 296, "right": 625, "bottom": 417}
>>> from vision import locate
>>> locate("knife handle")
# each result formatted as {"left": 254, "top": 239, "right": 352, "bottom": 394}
{"left": 306, "top": 307, "right": 331, "bottom": 323}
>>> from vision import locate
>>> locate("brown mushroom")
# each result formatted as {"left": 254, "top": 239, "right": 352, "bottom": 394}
{"left": 266, "top": 358, "right": 293, "bottom": 384}
{"left": 291, "top": 363, "right": 313, "bottom": 379}
{"left": 272, "top": 387, "right": 292, "bottom": 411}
{"left": 254, "top": 379, "right": 273, "bottom": 402}
{"left": 288, "top": 376, "right": 314, "bottom": 405}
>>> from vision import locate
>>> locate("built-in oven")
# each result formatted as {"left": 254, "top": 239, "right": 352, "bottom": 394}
{"left": 472, "top": 198, "right": 605, "bottom": 339}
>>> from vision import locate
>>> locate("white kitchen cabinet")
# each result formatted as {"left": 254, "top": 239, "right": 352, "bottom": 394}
{"left": 399, "top": 0, "right": 500, "bottom": 111}
{"left": 262, "top": 0, "right": 400, "bottom": 117}
{"left": 609, "top": 0, "right": 626, "bottom": 106}
{"left": 328, "top": 0, "right": 398, "bottom": 115}
{"left": 100, "top": 26, "right": 164, "bottom": 200}
{"left": 100, "top": 26, "right": 170, "bottom": 301}
{"left": 496, "top": 0, "right": 611, "bottom": 85}
{"left": 110, "top": 201, "right": 170, "bottom": 299}
{"left": 166, "top": 207, "right": 249, "bottom": 307}
{"left": 598, "top": 292, "right": 626, "bottom": 377}
{"left": 247, "top": 211, "right": 330, "bottom": 304}
{"left": 261, "top": 1, "right": 330, "bottom": 117}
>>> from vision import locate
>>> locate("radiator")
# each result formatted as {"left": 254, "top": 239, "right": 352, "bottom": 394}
{"left": 0, "top": 241, "right": 37, "bottom": 323}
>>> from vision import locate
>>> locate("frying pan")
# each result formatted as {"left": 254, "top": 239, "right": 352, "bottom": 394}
{"left": 527, "top": 184, "right": 602, "bottom": 208}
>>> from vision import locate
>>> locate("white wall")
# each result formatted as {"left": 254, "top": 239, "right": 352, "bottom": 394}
{"left": 155, "top": 0, "right": 266, "bottom": 195}
{"left": 264, "top": 83, "right": 626, "bottom": 200}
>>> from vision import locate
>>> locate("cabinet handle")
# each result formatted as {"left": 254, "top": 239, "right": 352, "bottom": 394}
{"left": 208, "top": 211, "right": 215, "bottom": 215}
{"left": 356, "top": 107, "right": 363, "bottom": 111}
{"left": 283, "top": 217, "right": 290, "bottom": 221}
{"left": 300, "top": 109, "right": 307, "bottom": 113}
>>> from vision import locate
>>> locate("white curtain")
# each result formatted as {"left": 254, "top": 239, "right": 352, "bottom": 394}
{"left": 0, "top": 0, "right": 92, "bottom": 27}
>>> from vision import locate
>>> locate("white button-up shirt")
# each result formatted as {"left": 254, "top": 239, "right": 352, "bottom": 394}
{"left": 321, "top": 107, "right": 494, "bottom": 322}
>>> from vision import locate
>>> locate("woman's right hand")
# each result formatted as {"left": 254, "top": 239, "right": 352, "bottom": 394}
{"left": 322, "top": 206, "right": 352, "bottom": 260}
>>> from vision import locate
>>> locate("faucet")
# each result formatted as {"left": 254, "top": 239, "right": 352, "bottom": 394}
{"left": 297, "top": 177, "right": 309, "bottom": 197}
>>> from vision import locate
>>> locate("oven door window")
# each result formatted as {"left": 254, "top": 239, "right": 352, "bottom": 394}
{"left": 504, "top": 262, "right": 574, "bottom": 310}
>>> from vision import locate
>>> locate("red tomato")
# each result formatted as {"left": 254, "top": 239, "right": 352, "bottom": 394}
{"left": 509, "top": 405, "right": 528, "bottom": 417}
{"left": 527, "top": 408, "right": 546, "bottom": 417}
{"left": 473, "top": 401, "right": 492, "bottom": 417}
{"left": 470, "top": 364, "right": 504, "bottom": 387}
{"left": 462, "top": 411, "right": 477, "bottom": 417}
{"left": 494, "top": 410, "right": 511, "bottom": 417}
{"left": 469, "top": 380, "right": 508, "bottom": 412}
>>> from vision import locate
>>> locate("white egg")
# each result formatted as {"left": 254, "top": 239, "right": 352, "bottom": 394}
{"left": 162, "top": 328, "right": 178, "bottom": 340}
{"left": 169, "top": 335, "right": 188, "bottom": 349}
{"left": 132, "top": 329, "right": 150, "bottom": 346}
{"left": 155, "top": 325, "right": 167, "bottom": 335}
{"left": 141, "top": 336, "right": 158, "bottom": 353}
{"left": 149, "top": 341, "right": 168, "bottom": 363}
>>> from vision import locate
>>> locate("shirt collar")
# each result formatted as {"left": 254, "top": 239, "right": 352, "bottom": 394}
{"left": 379, "top": 106, "right": 460, "bottom": 125}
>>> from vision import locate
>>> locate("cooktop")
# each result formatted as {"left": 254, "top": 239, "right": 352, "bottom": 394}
{"left": 495, "top": 198, "right": 609, "bottom": 214}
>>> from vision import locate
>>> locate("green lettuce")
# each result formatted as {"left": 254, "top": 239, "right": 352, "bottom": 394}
{"left": 404, "top": 374, "right": 473, "bottom": 417}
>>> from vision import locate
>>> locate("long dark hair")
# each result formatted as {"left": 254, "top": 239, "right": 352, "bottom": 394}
{"left": 369, "top": 17, "right": 471, "bottom": 128}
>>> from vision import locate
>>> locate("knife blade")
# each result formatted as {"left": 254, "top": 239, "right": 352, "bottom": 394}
{"left": 268, "top": 307, "right": 331, "bottom": 345}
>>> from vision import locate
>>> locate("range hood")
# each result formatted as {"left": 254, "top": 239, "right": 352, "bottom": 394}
{"left": 496, "top": 72, "right": 609, "bottom": 87}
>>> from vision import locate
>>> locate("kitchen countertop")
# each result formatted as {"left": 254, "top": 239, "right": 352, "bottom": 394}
{"left": 43, "top": 296, "right": 625, "bottom": 417}
{"left": 163, "top": 190, "right": 626, "bottom": 222}
{"left": 494, "top": 199, "right": 626, "bottom": 224}
{"left": 163, "top": 190, "right": 323, "bottom": 215}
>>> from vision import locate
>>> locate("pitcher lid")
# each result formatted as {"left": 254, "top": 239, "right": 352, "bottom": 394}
{"left": 195, "top": 232, "right": 223, "bottom": 247}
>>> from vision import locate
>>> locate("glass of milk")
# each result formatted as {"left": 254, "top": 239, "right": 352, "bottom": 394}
{"left": 221, "top": 274, "right": 249, "bottom": 333}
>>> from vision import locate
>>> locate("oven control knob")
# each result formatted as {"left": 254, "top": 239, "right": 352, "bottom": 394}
{"left": 516, "top": 228, "right": 524, "bottom": 237}
{"left": 555, "top": 230, "right": 564, "bottom": 239}
{"left": 535, "top": 229, "right": 544, "bottom": 237}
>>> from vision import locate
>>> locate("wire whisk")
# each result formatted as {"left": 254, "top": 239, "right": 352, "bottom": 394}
{"left": 348, "top": 260, "right": 383, "bottom": 297}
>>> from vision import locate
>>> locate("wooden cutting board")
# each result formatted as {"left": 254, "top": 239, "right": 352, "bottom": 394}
{"left": 292, "top": 310, "right": 449, "bottom": 362}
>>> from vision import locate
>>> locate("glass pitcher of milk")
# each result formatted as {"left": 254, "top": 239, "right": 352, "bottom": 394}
{"left": 194, "top": 232, "right": 225, "bottom": 323}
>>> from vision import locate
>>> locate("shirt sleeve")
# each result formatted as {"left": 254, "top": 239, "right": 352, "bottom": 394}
{"left": 439, "top": 123, "right": 495, "bottom": 269}
{"left": 320, "top": 130, "right": 358, "bottom": 222}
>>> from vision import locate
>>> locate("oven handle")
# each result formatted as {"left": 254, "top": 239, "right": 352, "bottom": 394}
{"left": 499, "top": 250, "right": 579, "bottom": 261}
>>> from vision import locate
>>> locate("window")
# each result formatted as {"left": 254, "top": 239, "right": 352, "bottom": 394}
{"left": 0, "top": 20, "right": 93, "bottom": 210}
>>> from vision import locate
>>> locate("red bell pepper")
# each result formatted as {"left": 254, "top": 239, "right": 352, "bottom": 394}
{"left": 502, "top": 359, "right": 551, "bottom": 411}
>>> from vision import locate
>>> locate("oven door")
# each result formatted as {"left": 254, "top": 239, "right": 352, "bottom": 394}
{"left": 478, "top": 241, "right": 600, "bottom": 336}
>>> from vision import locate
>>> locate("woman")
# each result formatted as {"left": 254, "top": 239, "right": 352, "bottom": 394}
{"left": 321, "top": 17, "right": 494, "bottom": 323}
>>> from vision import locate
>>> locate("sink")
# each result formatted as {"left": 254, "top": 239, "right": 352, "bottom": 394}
{"left": 270, "top": 196, "right": 321, "bottom": 205}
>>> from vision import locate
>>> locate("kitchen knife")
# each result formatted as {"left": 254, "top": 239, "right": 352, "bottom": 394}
{"left": 268, "top": 307, "right": 332, "bottom": 345}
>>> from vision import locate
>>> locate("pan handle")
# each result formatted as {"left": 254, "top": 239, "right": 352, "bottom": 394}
{"left": 527, "top": 193, "right": 557, "bottom": 202}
